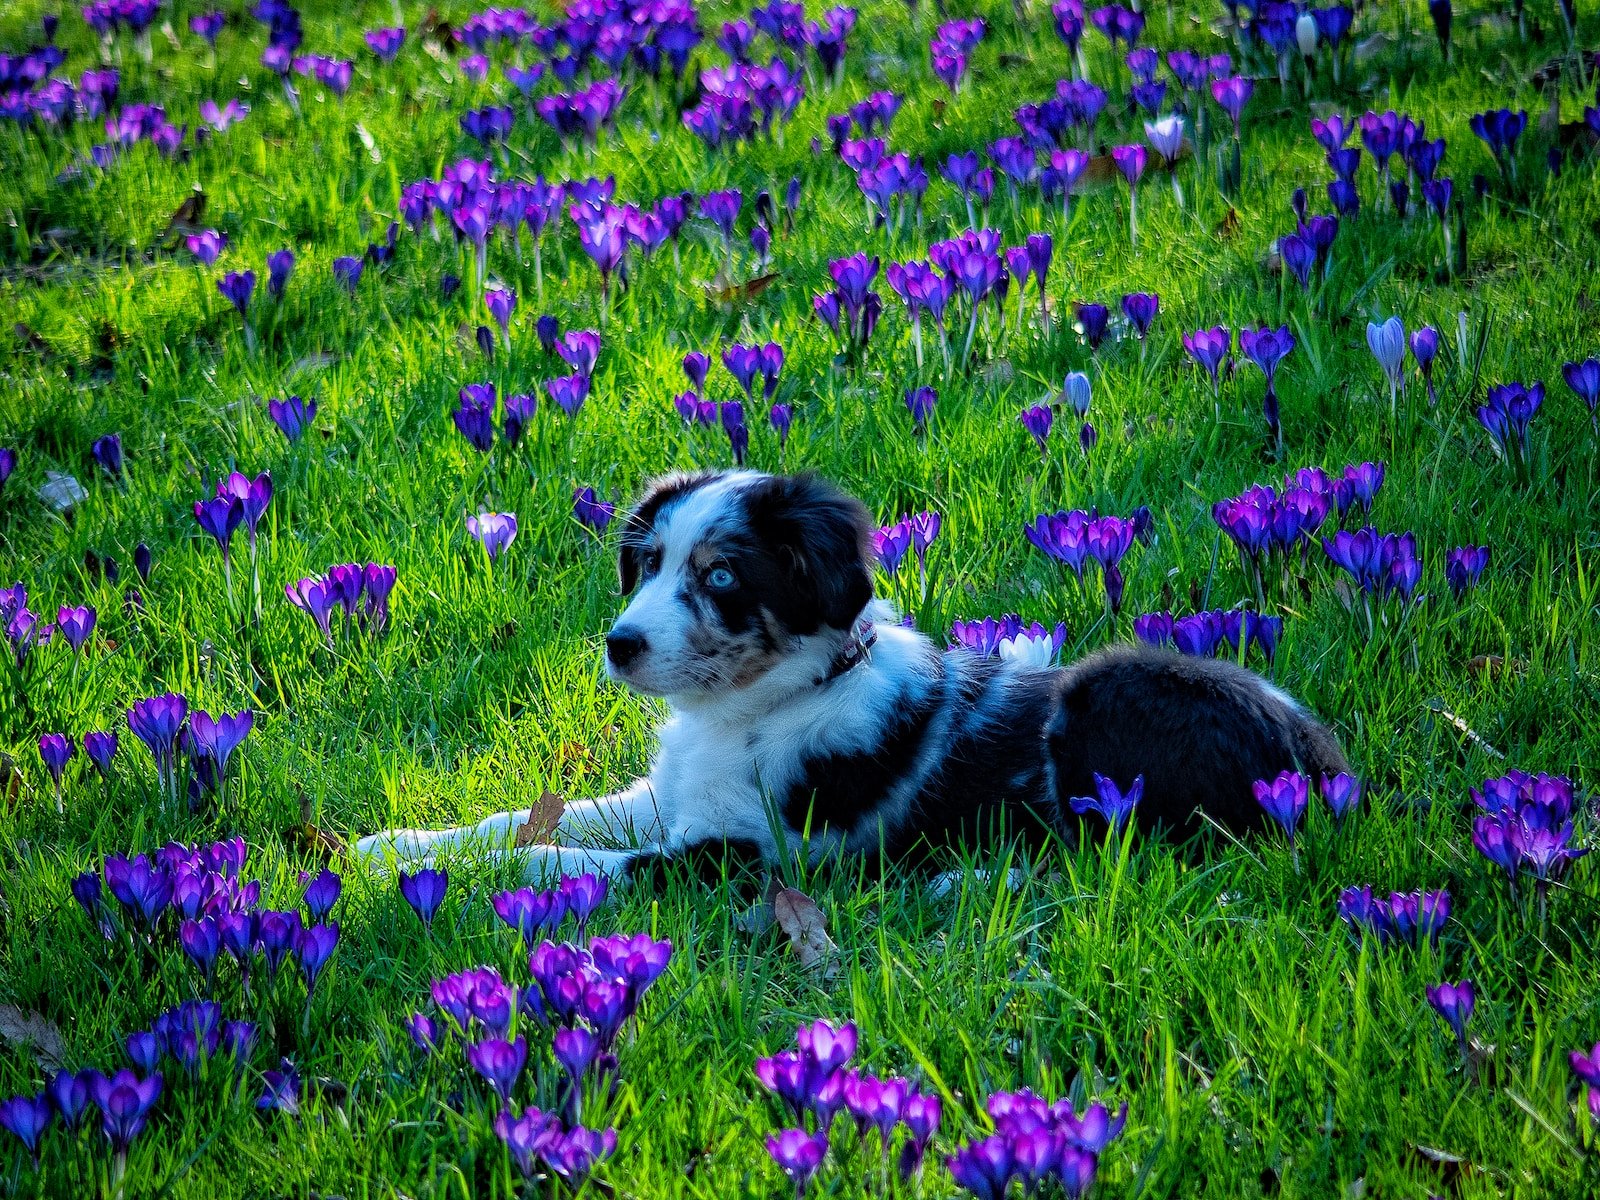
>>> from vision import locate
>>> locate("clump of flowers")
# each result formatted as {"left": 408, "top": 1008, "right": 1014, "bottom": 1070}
{"left": 949, "top": 615, "right": 1068, "bottom": 668}
{"left": 1024, "top": 508, "right": 1148, "bottom": 615}
{"left": 405, "top": 875, "right": 669, "bottom": 1192}
{"left": 1132, "top": 608, "right": 1283, "bottom": 663}
{"left": 947, "top": 1086, "right": 1126, "bottom": 1199}
{"left": 1337, "top": 887, "right": 1450, "bottom": 947}
{"left": 286, "top": 563, "right": 397, "bottom": 647}
{"left": 1470, "top": 771, "right": 1588, "bottom": 911}
{"left": 754, "top": 1019, "right": 942, "bottom": 1195}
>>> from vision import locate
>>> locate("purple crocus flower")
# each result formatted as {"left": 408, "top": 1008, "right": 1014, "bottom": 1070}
{"left": 185, "top": 708, "right": 253, "bottom": 783}
{"left": 453, "top": 383, "right": 496, "bottom": 453}
{"left": 467, "top": 1035, "right": 528, "bottom": 1105}
{"left": 264, "top": 248, "right": 295, "bottom": 299}
{"left": 767, "top": 1129, "right": 828, "bottom": 1197}
{"left": 1320, "top": 772, "right": 1361, "bottom": 820}
{"left": 1239, "top": 325, "right": 1295, "bottom": 446}
{"left": 398, "top": 867, "right": 448, "bottom": 928}
{"left": 193, "top": 493, "right": 243, "bottom": 575}
{"left": 84, "top": 730, "right": 118, "bottom": 777}
{"left": 485, "top": 287, "right": 516, "bottom": 339}
{"left": 365, "top": 26, "right": 406, "bottom": 60}
{"left": 1444, "top": 545, "right": 1489, "bottom": 600}
{"left": 300, "top": 868, "right": 342, "bottom": 921}
{"left": 257, "top": 1061, "right": 300, "bottom": 1114}
{"left": 89, "top": 1069, "right": 162, "bottom": 1154}
{"left": 1183, "top": 326, "right": 1231, "bottom": 392}
{"left": 770, "top": 403, "right": 794, "bottom": 447}
{"left": 57, "top": 604, "right": 96, "bottom": 652}
{"left": 217, "top": 270, "right": 255, "bottom": 317}
{"left": 0, "top": 448, "right": 14, "bottom": 494}
{"left": 1019, "top": 404, "right": 1053, "bottom": 451}
{"left": 1253, "top": 770, "right": 1309, "bottom": 849}
{"left": 1476, "top": 381, "right": 1544, "bottom": 463}
{"left": 1075, "top": 302, "right": 1110, "bottom": 349}
{"left": 1210, "top": 75, "right": 1253, "bottom": 131}
{"left": 91, "top": 434, "right": 124, "bottom": 479}
{"left": 332, "top": 255, "right": 363, "bottom": 293}
{"left": 1426, "top": 979, "right": 1475, "bottom": 1049}
{"left": 1069, "top": 772, "right": 1143, "bottom": 833}
{"left": 545, "top": 373, "right": 591, "bottom": 419}
{"left": 467, "top": 512, "right": 518, "bottom": 562}
{"left": 0, "top": 1093, "right": 53, "bottom": 1162}
{"left": 904, "top": 386, "right": 937, "bottom": 432}
{"left": 268, "top": 394, "right": 315, "bottom": 442}
{"left": 127, "top": 692, "right": 189, "bottom": 785}
{"left": 292, "top": 921, "right": 338, "bottom": 993}
{"left": 1562, "top": 358, "right": 1600, "bottom": 429}
{"left": 39, "top": 734, "right": 73, "bottom": 798}
{"left": 186, "top": 229, "right": 226, "bottom": 265}
{"left": 1121, "top": 292, "right": 1158, "bottom": 340}
{"left": 558, "top": 330, "right": 601, "bottom": 376}
{"left": 682, "top": 351, "right": 711, "bottom": 391}
{"left": 1469, "top": 109, "right": 1527, "bottom": 169}
{"left": 567, "top": 485, "right": 614, "bottom": 533}
{"left": 947, "top": 1135, "right": 1016, "bottom": 1200}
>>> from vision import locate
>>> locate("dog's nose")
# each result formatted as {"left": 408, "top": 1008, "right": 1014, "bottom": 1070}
{"left": 606, "top": 629, "right": 648, "bottom": 669}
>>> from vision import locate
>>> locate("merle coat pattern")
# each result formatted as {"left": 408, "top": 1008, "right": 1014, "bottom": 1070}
{"left": 356, "top": 471, "right": 1347, "bottom": 884}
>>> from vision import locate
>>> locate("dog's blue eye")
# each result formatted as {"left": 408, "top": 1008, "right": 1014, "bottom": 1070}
{"left": 706, "top": 566, "right": 737, "bottom": 590}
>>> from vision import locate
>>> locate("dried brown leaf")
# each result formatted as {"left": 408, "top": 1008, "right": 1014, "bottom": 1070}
{"left": 157, "top": 188, "right": 208, "bottom": 248}
{"left": 1214, "top": 207, "right": 1242, "bottom": 241}
{"left": 773, "top": 886, "right": 838, "bottom": 979}
{"left": 0, "top": 1004, "right": 68, "bottom": 1071}
{"left": 290, "top": 791, "right": 348, "bottom": 863}
{"left": 0, "top": 755, "right": 23, "bottom": 811}
{"left": 514, "top": 791, "right": 566, "bottom": 847}
{"left": 706, "top": 271, "right": 780, "bottom": 304}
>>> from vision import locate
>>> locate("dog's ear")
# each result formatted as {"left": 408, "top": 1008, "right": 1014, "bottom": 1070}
{"left": 618, "top": 472, "right": 716, "bottom": 595}
{"left": 747, "top": 473, "right": 874, "bottom": 632}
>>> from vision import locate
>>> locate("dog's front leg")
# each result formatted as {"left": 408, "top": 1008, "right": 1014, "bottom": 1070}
{"left": 353, "top": 778, "right": 663, "bottom": 865}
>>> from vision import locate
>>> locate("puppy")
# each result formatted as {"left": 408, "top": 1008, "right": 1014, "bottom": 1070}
{"left": 356, "top": 470, "right": 1347, "bottom": 882}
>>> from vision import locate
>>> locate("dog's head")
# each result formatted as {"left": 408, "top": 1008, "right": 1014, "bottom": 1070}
{"left": 605, "top": 471, "right": 875, "bottom": 702}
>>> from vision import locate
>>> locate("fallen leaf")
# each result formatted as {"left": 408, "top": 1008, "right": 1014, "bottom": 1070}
{"left": 156, "top": 187, "right": 208, "bottom": 248}
{"left": 1466, "top": 654, "right": 1526, "bottom": 680}
{"left": 0, "top": 755, "right": 22, "bottom": 810}
{"left": 1074, "top": 154, "right": 1121, "bottom": 192}
{"left": 705, "top": 271, "right": 780, "bottom": 304}
{"left": 0, "top": 1004, "right": 68, "bottom": 1071}
{"left": 1214, "top": 207, "right": 1242, "bottom": 241}
{"left": 514, "top": 791, "right": 566, "bottom": 847}
{"left": 290, "top": 792, "right": 348, "bottom": 863}
{"left": 38, "top": 472, "right": 87, "bottom": 514}
{"left": 773, "top": 886, "right": 838, "bottom": 979}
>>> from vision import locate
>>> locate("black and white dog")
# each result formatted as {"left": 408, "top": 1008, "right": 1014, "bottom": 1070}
{"left": 356, "top": 471, "right": 1347, "bottom": 881}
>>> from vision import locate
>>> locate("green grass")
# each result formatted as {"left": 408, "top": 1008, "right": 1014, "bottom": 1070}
{"left": 2, "top": 0, "right": 1600, "bottom": 1194}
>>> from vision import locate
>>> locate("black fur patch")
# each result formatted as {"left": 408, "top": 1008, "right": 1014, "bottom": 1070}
{"left": 617, "top": 471, "right": 717, "bottom": 595}
{"left": 783, "top": 681, "right": 940, "bottom": 836}
{"left": 1045, "top": 643, "right": 1349, "bottom": 839}
{"left": 739, "top": 474, "right": 874, "bottom": 634}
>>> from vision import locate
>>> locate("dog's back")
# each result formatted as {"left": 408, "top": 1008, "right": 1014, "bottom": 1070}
{"left": 1045, "top": 643, "right": 1348, "bottom": 839}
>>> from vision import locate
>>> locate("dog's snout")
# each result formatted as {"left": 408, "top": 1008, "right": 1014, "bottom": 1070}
{"left": 606, "top": 628, "right": 648, "bottom": 669}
